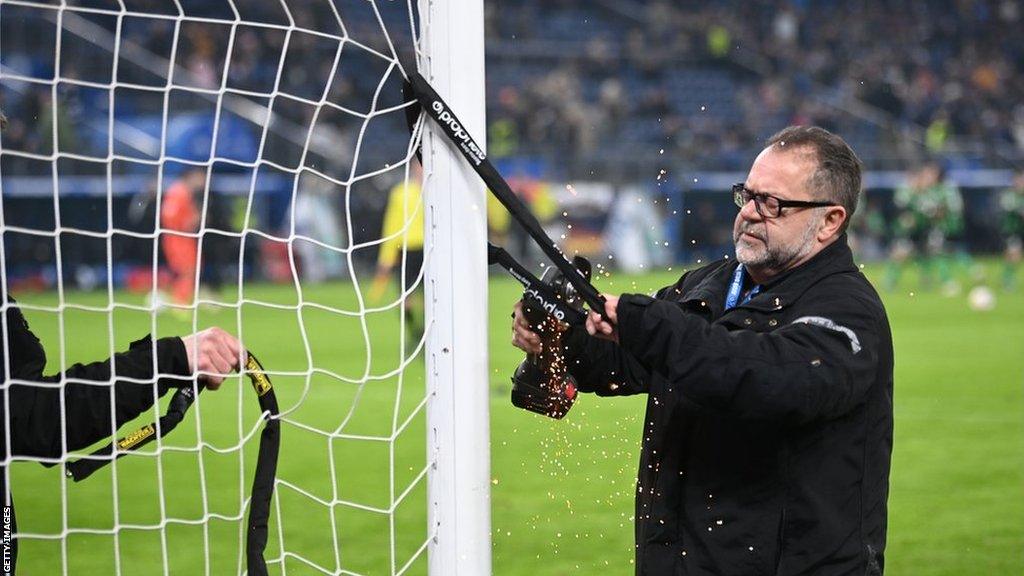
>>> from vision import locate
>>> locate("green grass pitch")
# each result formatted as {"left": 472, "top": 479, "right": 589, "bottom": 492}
{"left": 8, "top": 263, "right": 1023, "bottom": 575}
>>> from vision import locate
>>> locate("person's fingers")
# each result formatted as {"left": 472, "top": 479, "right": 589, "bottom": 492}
{"left": 511, "top": 334, "right": 529, "bottom": 353}
{"left": 202, "top": 328, "right": 240, "bottom": 367}
{"left": 204, "top": 374, "right": 225, "bottom": 390}
{"left": 513, "top": 302, "right": 530, "bottom": 329}
{"left": 518, "top": 329, "right": 540, "bottom": 354}
{"left": 217, "top": 330, "right": 242, "bottom": 368}
{"left": 203, "top": 344, "right": 236, "bottom": 390}
{"left": 187, "top": 328, "right": 243, "bottom": 390}
{"left": 605, "top": 302, "right": 618, "bottom": 324}
{"left": 584, "top": 307, "right": 619, "bottom": 341}
{"left": 592, "top": 294, "right": 618, "bottom": 326}
{"left": 515, "top": 315, "right": 532, "bottom": 331}
{"left": 201, "top": 343, "right": 230, "bottom": 374}
{"left": 516, "top": 321, "right": 538, "bottom": 342}
{"left": 511, "top": 301, "right": 546, "bottom": 354}
{"left": 177, "top": 327, "right": 253, "bottom": 392}
{"left": 511, "top": 334, "right": 525, "bottom": 353}
{"left": 222, "top": 337, "right": 244, "bottom": 373}
{"left": 529, "top": 337, "right": 541, "bottom": 354}
{"left": 211, "top": 344, "right": 235, "bottom": 375}
{"left": 602, "top": 317, "right": 614, "bottom": 334}
{"left": 511, "top": 324, "right": 541, "bottom": 354}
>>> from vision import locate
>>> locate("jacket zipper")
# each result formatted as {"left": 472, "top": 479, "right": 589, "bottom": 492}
{"left": 775, "top": 439, "right": 791, "bottom": 574}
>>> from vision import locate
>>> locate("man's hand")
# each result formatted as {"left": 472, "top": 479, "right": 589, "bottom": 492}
{"left": 586, "top": 294, "right": 620, "bottom": 343}
{"left": 180, "top": 327, "right": 243, "bottom": 390}
{"left": 511, "top": 300, "right": 542, "bottom": 354}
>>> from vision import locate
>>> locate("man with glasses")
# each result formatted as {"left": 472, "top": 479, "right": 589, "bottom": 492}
{"left": 512, "top": 126, "right": 893, "bottom": 575}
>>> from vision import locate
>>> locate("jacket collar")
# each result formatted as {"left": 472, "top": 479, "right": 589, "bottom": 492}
{"left": 683, "top": 234, "right": 857, "bottom": 315}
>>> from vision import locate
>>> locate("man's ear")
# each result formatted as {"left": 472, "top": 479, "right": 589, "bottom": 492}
{"left": 819, "top": 206, "right": 848, "bottom": 241}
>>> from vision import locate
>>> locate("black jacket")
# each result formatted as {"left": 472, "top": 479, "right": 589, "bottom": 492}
{"left": 1, "top": 297, "right": 192, "bottom": 569}
{"left": 563, "top": 237, "right": 894, "bottom": 575}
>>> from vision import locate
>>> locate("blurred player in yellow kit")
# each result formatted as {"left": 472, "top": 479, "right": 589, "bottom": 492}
{"left": 367, "top": 159, "right": 524, "bottom": 348}
{"left": 370, "top": 161, "right": 425, "bottom": 346}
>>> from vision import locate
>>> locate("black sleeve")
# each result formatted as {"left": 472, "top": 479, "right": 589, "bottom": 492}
{"left": 614, "top": 291, "right": 883, "bottom": 425}
{"left": 8, "top": 335, "right": 193, "bottom": 459}
{"left": 555, "top": 278, "right": 703, "bottom": 397}
{"left": 559, "top": 325, "right": 650, "bottom": 396}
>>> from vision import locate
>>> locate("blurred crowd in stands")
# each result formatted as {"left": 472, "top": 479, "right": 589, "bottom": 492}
{"left": 0, "top": 0, "right": 407, "bottom": 176}
{"left": 485, "top": 0, "right": 1024, "bottom": 172}
{"left": 3, "top": 1, "right": 1022, "bottom": 176}
{"left": 1, "top": 0, "right": 1022, "bottom": 292}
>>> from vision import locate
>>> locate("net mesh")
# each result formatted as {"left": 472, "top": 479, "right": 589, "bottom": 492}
{"left": 0, "top": 1, "right": 433, "bottom": 573}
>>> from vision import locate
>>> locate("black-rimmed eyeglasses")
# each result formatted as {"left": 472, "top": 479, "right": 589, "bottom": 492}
{"left": 732, "top": 183, "right": 836, "bottom": 219}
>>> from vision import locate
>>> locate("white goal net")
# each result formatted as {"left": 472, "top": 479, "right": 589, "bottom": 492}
{"left": 0, "top": 0, "right": 488, "bottom": 574}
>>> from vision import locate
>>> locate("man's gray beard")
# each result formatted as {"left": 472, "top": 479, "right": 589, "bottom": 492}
{"left": 735, "top": 217, "right": 820, "bottom": 272}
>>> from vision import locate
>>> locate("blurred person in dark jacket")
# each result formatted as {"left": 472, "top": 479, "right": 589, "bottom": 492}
{"left": 0, "top": 108, "right": 244, "bottom": 572}
{"left": 513, "top": 126, "right": 893, "bottom": 575}
{"left": 0, "top": 298, "right": 242, "bottom": 570}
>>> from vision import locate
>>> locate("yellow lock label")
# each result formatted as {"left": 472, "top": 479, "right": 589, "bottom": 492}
{"left": 118, "top": 424, "right": 155, "bottom": 450}
{"left": 246, "top": 355, "right": 272, "bottom": 397}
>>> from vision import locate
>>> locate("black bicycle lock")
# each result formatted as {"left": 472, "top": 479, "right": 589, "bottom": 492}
{"left": 65, "top": 351, "right": 280, "bottom": 576}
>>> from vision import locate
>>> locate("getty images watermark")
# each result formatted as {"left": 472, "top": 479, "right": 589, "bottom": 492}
{"left": 2, "top": 505, "right": 10, "bottom": 575}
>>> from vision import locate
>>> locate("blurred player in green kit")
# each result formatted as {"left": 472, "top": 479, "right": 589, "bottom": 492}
{"left": 886, "top": 161, "right": 965, "bottom": 294}
{"left": 999, "top": 170, "right": 1024, "bottom": 290}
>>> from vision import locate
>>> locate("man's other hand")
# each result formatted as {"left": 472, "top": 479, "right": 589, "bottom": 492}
{"left": 511, "top": 300, "right": 542, "bottom": 354}
{"left": 180, "top": 327, "right": 243, "bottom": 390}
{"left": 586, "top": 294, "right": 619, "bottom": 343}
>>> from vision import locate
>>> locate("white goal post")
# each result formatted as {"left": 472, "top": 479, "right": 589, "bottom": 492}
{"left": 417, "top": 0, "right": 492, "bottom": 574}
{"left": 0, "top": 0, "right": 490, "bottom": 573}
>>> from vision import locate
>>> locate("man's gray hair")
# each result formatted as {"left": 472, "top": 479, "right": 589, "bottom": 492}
{"left": 766, "top": 126, "right": 863, "bottom": 233}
